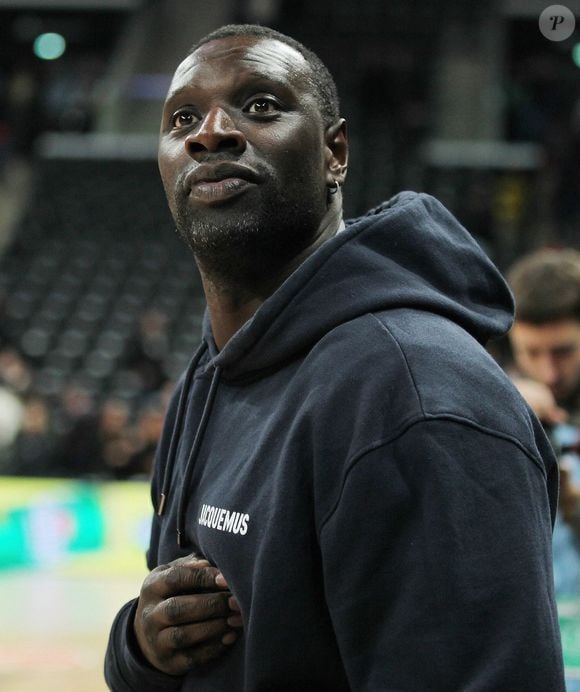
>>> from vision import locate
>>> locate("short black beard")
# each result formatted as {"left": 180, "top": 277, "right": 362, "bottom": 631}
{"left": 173, "top": 182, "right": 326, "bottom": 293}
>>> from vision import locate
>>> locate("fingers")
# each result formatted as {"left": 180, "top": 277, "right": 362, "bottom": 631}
{"left": 544, "top": 405, "right": 568, "bottom": 425}
{"left": 158, "top": 617, "right": 232, "bottom": 651}
{"left": 535, "top": 399, "right": 567, "bottom": 424}
{"left": 133, "top": 553, "right": 243, "bottom": 676}
{"left": 147, "top": 559, "right": 225, "bottom": 598}
{"left": 227, "top": 596, "right": 243, "bottom": 627}
{"left": 144, "top": 619, "right": 238, "bottom": 676}
{"left": 513, "top": 378, "right": 569, "bottom": 425}
{"left": 159, "top": 591, "right": 232, "bottom": 626}
{"left": 135, "top": 596, "right": 241, "bottom": 675}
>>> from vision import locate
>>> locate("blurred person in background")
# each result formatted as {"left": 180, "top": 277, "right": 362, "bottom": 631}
{"left": 0, "top": 346, "right": 32, "bottom": 395}
{"left": 55, "top": 382, "right": 100, "bottom": 477}
{"left": 105, "top": 24, "right": 564, "bottom": 691}
{"left": 54, "top": 381, "right": 95, "bottom": 437}
{"left": 507, "top": 249, "right": 580, "bottom": 607}
{"left": 0, "top": 383, "right": 22, "bottom": 471}
{"left": 99, "top": 395, "right": 162, "bottom": 480}
{"left": 122, "top": 308, "right": 170, "bottom": 394}
{"left": 60, "top": 396, "right": 132, "bottom": 478}
{"left": 58, "top": 390, "right": 160, "bottom": 479}
{"left": 98, "top": 397, "right": 134, "bottom": 478}
{"left": 508, "top": 249, "right": 580, "bottom": 426}
{"left": 9, "top": 394, "right": 60, "bottom": 477}
{"left": 107, "top": 394, "right": 166, "bottom": 481}
{"left": 0, "top": 347, "right": 33, "bottom": 474}
{"left": 126, "top": 394, "right": 165, "bottom": 478}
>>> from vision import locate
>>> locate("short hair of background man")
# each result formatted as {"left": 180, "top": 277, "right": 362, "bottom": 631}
{"left": 508, "top": 248, "right": 580, "bottom": 324}
{"left": 190, "top": 24, "right": 340, "bottom": 128}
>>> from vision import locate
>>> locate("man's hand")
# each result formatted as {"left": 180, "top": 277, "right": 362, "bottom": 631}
{"left": 134, "top": 554, "right": 242, "bottom": 676}
{"left": 512, "top": 377, "right": 568, "bottom": 425}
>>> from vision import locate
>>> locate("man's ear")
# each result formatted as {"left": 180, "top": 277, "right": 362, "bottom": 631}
{"left": 325, "top": 118, "right": 348, "bottom": 187}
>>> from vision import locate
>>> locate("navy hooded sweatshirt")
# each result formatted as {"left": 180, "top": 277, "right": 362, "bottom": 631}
{"left": 105, "top": 192, "right": 565, "bottom": 691}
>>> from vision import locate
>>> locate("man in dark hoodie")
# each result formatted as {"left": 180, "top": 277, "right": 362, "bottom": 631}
{"left": 105, "top": 24, "right": 565, "bottom": 691}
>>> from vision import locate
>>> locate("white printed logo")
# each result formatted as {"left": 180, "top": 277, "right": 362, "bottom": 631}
{"left": 198, "top": 504, "right": 249, "bottom": 535}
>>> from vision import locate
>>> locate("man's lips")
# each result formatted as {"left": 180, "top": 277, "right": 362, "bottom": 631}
{"left": 184, "top": 162, "right": 262, "bottom": 191}
{"left": 182, "top": 162, "right": 262, "bottom": 204}
{"left": 190, "top": 177, "right": 256, "bottom": 202}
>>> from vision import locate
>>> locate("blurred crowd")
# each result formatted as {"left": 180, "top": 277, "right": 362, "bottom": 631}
{"left": 0, "top": 310, "right": 175, "bottom": 480}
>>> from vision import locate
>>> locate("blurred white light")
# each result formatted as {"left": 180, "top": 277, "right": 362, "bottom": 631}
{"left": 33, "top": 32, "right": 66, "bottom": 61}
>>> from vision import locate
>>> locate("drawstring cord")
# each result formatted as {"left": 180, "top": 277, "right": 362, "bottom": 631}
{"left": 157, "top": 341, "right": 208, "bottom": 517}
{"left": 176, "top": 363, "right": 222, "bottom": 547}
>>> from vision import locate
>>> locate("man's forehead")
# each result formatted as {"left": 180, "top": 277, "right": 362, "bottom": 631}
{"left": 170, "top": 36, "right": 311, "bottom": 93}
{"left": 512, "top": 319, "right": 580, "bottom": 345}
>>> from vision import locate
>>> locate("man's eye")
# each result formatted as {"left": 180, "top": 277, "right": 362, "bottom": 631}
{"left": 171, "top": 110, "right": 196, "bottom": 128}
{"left": 246, "top": 98, "right": 278, "bottom": 115}
{"left": 552, "top": 345, "right": 578, "bottom": 359}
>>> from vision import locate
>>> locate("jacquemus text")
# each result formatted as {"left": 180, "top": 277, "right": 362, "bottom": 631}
{"left": 198, "top": 504, "right": 250, "bottom": 535}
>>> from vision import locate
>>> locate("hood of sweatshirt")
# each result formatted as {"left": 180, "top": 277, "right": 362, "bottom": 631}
{"left": 159, "top": 190, "right": 515, "bottom": 543}
{"left": 200, "top": 191, "right": 513, "bottom": 381}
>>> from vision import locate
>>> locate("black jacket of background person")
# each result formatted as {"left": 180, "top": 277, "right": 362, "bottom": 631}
{"left": 106, "top": 192, "right": 565, "bottom": 691}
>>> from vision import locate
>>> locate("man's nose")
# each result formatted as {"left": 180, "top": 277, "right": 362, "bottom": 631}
{"left": 185, "top": 107, "right": 246, "bottom": 157}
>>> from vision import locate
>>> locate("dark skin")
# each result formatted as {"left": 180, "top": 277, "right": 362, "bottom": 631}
{"left": 134, "top": 555, "right": 242, "bottom": 675}
{"left": 135, "top": 34, "right": 348, "bottom": 676}
{"left": 158, "top": 35, "right": 348, "bottom": 348}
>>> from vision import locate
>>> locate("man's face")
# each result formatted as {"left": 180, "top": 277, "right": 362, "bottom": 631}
{"left": 510, "top": 318, "right": 580, "bottom": 404}
{"left": 158, "top": 35, "right": 334, "bottom": 269}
